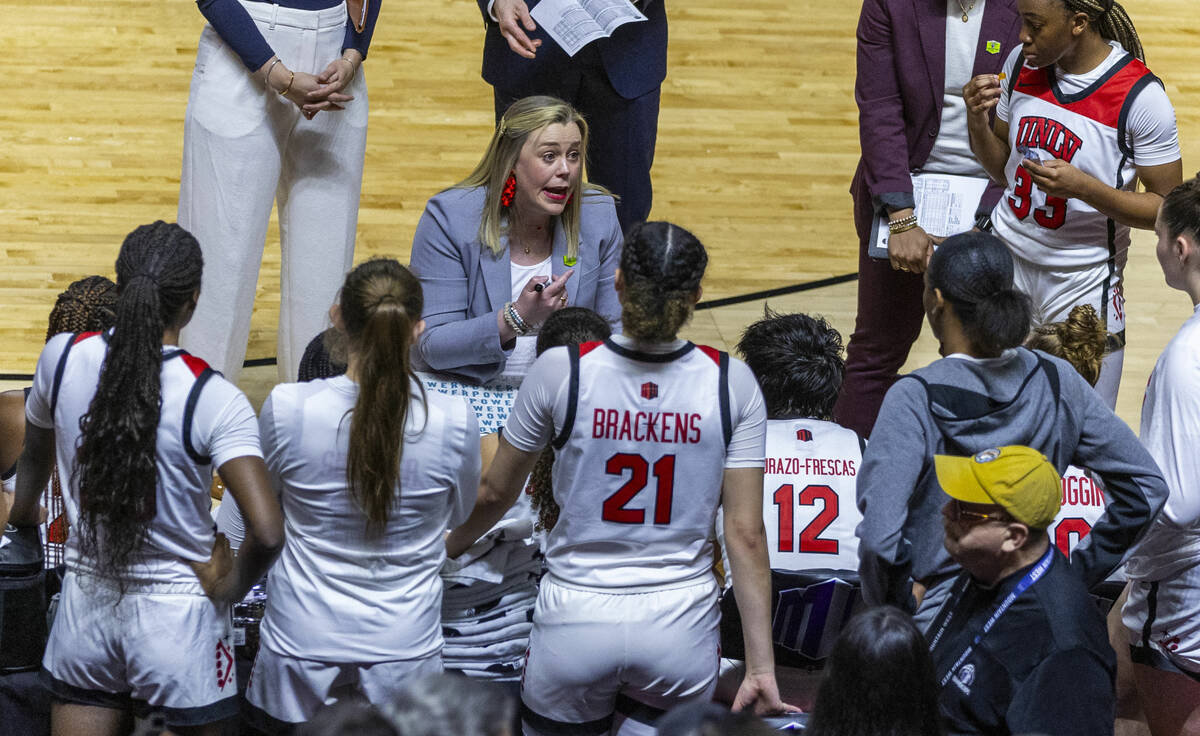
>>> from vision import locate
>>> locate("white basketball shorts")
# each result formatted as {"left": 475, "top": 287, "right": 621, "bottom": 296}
{"left": 520, "top": 576, "right": 720, "bottom": 736}
{"left": 41, "top": 571, "right": 238, "bottom": 727}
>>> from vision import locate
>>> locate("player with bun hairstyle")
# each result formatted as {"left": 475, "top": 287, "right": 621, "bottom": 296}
{"left": 1025, "top": 304, "right": 1115, "bottom": 557}
{"left": 1120, "top": 175, "right": 1200, "bottom": 736}
{"left": 448, "top": 222, "right": 794, "bottom": 734}
{"left": 857, "top": 231, "right": 1166, "bottom": 632}
{"left": 1027, "top": 303, "right": 1106, "bottom": 387}
{"left": 964, "top": 0, "right": 1182, "bottom": 408}
{"left": 241, "top": 258, "right": 481, "bottom": 730}
{"left": 2, "top": 221, "right": 284, "bottom": 735}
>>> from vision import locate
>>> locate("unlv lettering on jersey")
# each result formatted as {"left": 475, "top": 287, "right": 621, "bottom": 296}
{"left": 1014, "top": 116, "right": 1083, "bottom": 162}
{"left": 591, "top": 408, "right": 702, "bottom": 444}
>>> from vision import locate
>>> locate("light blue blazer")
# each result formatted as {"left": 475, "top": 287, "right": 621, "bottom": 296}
{"left": 408, "top": 186, "right": 623, "bottom": 384}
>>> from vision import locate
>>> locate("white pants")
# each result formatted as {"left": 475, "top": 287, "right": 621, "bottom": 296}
{"left": 178, "top": 0, "right": 367, "bottom": 382}
{"left": 246, "top": 646, "right": 442, "bottom": 727}
{"left": 1011, "top": 252, "right": 1125, "bottom": 408}
{"left": 520, "top": 578, "right": 720, "bottom": 736}
{"left": 41, "top": 572, "right": 237, "bottom": 727}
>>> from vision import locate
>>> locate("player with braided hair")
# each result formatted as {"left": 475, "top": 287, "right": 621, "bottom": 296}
{"left": 617, "top": 221, "right": 708, "bottom": 341}
{"left": 1, "top": 276, "right": 118, "bottom": 532}
{"left": 963, "top": 0, "right": 1182, "bottom": 408}
{"left": 448, "top": 221, "right": 794, "bottom": 735}
{"left": 44, "top": 275, "right": 119, "bottom": 342}
{"left": 3, "top": 221, "right": 283, "bottom": 735}
{"left": 523, "top": 307, "right": 613, "bottom": 533}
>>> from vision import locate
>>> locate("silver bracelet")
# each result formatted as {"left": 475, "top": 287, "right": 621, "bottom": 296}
{"left": 264, "top": 57, "right": 283, "bottom": 84}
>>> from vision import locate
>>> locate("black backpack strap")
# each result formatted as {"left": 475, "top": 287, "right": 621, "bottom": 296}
{"left": 551, "top": 344, "right": 581, "bottom": 451}
{"left": 49, "top": 333, "right": 82, "bottom": 416}
{"left": 718, "top": 350, "right": 732, "bottom": 449}
{"left": 182, "top": 368, "right": 216, "bottom": 465}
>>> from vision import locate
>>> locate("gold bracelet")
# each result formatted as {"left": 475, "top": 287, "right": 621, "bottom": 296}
{"left": 278, "top": 70, "right": 295, "bottom": 97}
{"left": 337, "top": 56, "right": 356, "bottom": 81}
{"left": 889, "top": 221, "right": 919, "bottom": 235}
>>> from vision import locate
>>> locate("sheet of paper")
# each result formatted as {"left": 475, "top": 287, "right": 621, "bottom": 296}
{"left": 531, "top": 0, "right": 646, "bottom": 57}
{"left": 869, "top": 172, "right": 990, "bottom": 259}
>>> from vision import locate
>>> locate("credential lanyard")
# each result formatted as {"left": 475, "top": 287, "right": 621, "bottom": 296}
{"left": 929, "top": 546, "right": 1056, "bottom": 688}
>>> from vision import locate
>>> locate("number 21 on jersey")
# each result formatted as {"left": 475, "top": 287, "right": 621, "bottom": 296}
{"left": 601, "top": 452, "right": 675, "bottom": 524}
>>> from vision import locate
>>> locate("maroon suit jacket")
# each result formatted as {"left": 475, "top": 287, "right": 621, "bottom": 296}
{"left": 850, "top": 0, "right": 1021, "bottom": 235}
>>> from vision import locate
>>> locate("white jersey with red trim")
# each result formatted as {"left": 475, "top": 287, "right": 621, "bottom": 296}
{"left": 25, "top": 331, "right": 261, "bottom": 585}
{"left": 1126, "top": 305, "right": 1200, "bottom": 580}
{"left": 992, "top": 43, "right": 1180, "bottom": 269}
{"left": 760, "top": 418, "right": 864, "bottom": 574}
{"left": 504, "top": 335, "right": 766, "bottom": 592}
{"left": 1049, "top": 465, "right": 1108, "bottom": 558}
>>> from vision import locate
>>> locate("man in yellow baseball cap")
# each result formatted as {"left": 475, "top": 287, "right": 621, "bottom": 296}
{"left": 926, "top": 445, "right": 1114, "bottom": 736}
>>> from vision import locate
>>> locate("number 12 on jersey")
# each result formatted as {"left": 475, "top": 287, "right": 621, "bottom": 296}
{"left": 773, "top": 483, "right": 839, "bottom": 554}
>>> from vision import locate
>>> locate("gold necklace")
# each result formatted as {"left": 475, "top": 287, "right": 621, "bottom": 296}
{"left": 955, "top": 0, "right": 976, "bottom": 22}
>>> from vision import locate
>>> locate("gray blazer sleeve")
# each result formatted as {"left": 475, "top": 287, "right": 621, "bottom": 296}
{"left": 409, "top": 189, "right": 508, "bottom": 384}
{"left": 409, "top": 187, "right": 623, "bottom": 385}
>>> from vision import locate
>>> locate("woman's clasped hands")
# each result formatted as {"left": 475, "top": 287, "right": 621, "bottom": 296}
{"left": 260, "top": 50, "right": 362, "bottom": 120}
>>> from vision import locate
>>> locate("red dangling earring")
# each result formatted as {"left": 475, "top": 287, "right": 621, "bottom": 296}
{"left": 566, "top": 191, "right": 574, "bottom": 206}
{"left": 500, "top": 173, "right": 517, "bottom": 208}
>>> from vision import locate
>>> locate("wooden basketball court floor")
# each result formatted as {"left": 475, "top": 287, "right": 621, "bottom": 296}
{"left": 1, "top": 0, "right": 1197, "bottom": 431}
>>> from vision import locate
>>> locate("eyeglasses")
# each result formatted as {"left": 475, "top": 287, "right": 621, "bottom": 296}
{"left": 946, "top": 499, "right": 1011, "bottom": 525}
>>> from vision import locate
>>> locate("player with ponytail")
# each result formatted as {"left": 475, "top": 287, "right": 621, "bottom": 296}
{"left": 857, "top": 231, "right": 1166, "bottom": 634}
{"left": 449, "top": 221, "right": 795, "bottom": 734}
{"left": 243, "top": 258, "right": 481, "bottom": 730}
{"left": 4, "top": 221, "right": 283, "bottom": 735}
{"left": 963, "top": 0, "right": 1181, "bottom": 408}
{"left": 1119, "top": 176, "right": 1200, "bottom": 736}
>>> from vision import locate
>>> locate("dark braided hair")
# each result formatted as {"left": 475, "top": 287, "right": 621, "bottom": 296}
{"left": 340, "top": 258, "right": 425, "bottom": 533}
{"left": 1060, "top": 0, "right": 1144, "bottom": 61}
{"left": 737, "top": 308, "right": 845, "bottom": 420}
{"left": 74, "top": 222, "right": 203, "bottom": 585}
{"left": 43, "top": 276, "right": 119, "bottom": 561}
{"left": 46, "top": 276, "right": 118, "bottom": 342}
{"left": 619, "top": 222, "right": 707, "bottom": 341}
{"left": 526, "top": 308, "right": 612, "bottom": 532}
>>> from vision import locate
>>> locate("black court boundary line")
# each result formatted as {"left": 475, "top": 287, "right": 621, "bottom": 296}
{"left": 0, "top": 272, "right": 859, "bottom": 380}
